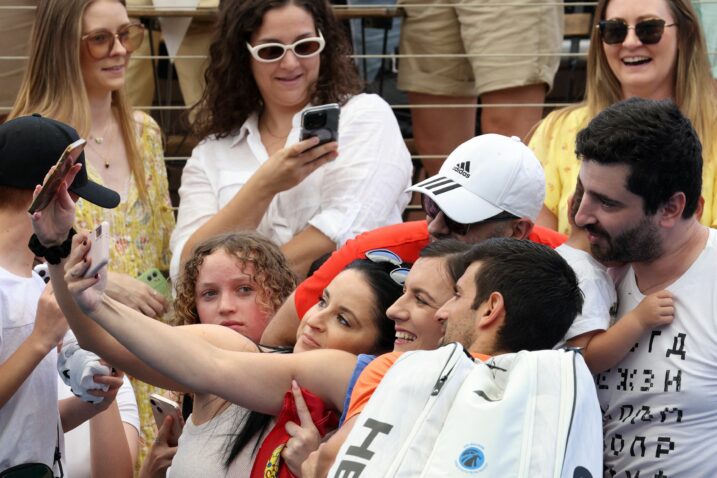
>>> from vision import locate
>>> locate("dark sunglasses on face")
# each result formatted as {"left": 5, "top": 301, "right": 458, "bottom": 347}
{"left": 422, "top": 195, "right": 518, "bottom": 236}
{"left": 597, "top": 18, "right": 675, "bottom": 45}
{"left": 81, "top": 23, "right": 145, "bottom": 60}
{"left": 246, "top": 31, "right": 325, "bottom": 63}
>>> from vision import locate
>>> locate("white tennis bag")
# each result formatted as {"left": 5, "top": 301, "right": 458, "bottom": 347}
{"left": 329, "top": 343, "right": 602, "bottom": 477}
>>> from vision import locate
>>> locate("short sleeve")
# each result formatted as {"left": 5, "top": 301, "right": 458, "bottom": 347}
{"left": 344, "top": 352, "right": 402, "bottom": 423}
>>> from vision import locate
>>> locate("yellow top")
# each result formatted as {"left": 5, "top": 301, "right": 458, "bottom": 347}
{"left": 529, "top": 105, "right": 717, "bottom": 235}
{"left": 75, "top": 111, "right": 175, "bottom": 466}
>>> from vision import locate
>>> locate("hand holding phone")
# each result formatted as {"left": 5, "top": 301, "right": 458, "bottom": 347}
{"left": 28, "top": 138, "right": 86, "bottom": 214}
{"left": 137, "top": 268, "right": 172, "bottom": 302}
{"left": 149, "top": 393, "right": 183, "bottom": 445}
{"left": 84, "top": 221, "right": 110, "bottom": 278}
{"left": 300, "top": 104, "right": 340, "bottom": 146}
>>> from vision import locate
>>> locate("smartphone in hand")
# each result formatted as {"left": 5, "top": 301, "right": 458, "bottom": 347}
{"left": 28, "top": 138, "right": 86, "bottom": 214}
{"left": 137, "top": 268, "right": 172, "bottom": 301}
{"left": 149, "top": 393, "right": 183, "bottom": 445}
{"left": 84, "top": 221, "right": 110, "bottom": 278}
{"left": 300, "top": 103, "right": 340, "bottom": 146}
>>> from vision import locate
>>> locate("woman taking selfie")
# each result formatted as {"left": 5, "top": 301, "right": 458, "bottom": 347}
{"left": 530, "top": 0, "right": 717, "bottom": 234}
{"left": 29, "top": 166, "right": 402, "bottom": 474}
{"left": 10, "top": 0, "right": 175, "bottom": 460}
{"left": 170, "top": 0, "right": 413, "bottom": 280}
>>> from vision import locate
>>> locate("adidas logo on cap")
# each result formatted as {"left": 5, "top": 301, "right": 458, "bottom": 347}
{"left": 452, "top": 161, "right": 470, "bottom": 178}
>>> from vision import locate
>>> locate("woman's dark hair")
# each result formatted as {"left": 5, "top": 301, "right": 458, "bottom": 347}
{"left": 343, "top": 258, "right": 407, "bottom": 355}
{"left": 223, "top": 258, "right": 405, "bottom": 467}
{"left": 191, "top": 0, "right": 363, "bottom": 139}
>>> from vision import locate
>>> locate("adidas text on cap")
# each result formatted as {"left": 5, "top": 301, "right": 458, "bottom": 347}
{"left": 408, "top": 134, "right": 545, "bottom": 224}
{"left": 0, "top": 115, "right": 120, "bottom": 209}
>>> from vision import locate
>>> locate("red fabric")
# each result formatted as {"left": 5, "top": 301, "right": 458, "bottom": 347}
{"left": 294, "top": 221, "right": 429, "bottom": 318}
{"left": 294, "top": 221, "right": 567, "bottom": 319}
{"left": 250, "top": 388, "right": 339, "bottom": 478}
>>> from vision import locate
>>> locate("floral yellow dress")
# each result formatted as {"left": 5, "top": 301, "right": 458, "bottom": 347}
{"left": 75, "top": 112, "right": 175, "bottom": 465}
{"left": 529, "top": 105, "right": 717, "bottom": 235}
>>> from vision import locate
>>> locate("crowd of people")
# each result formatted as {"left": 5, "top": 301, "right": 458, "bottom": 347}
{"left": 1, "top": 0, "right": 716, "bottom": 477}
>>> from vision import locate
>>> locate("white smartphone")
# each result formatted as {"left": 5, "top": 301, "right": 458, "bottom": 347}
{"left": 149, "top": 393, "right": 183, "bottom": 445}
{"left": 84, "top": 221, "right": 110, "bottom": 278}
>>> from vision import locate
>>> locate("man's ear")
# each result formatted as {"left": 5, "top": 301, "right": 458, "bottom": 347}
{"left": 509, "top": 219, "right": 533, "bottom": 240}
{"left": 658, "top": 192, "right": 686, "bottom": 227}
{"left": 476, "top": 291, "right": 505, "bottom": 330}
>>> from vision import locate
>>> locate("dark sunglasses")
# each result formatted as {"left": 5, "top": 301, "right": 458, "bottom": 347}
{"left": 81, "top": 23, "right": 145, "bottom": 60}
{"left": 597, "top": 18, "right": 675, "bottom": 45}
{"left": 422, "top": 195, "right": 518, "bottom": 236}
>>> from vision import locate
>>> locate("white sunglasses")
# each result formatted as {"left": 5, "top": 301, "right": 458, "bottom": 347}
{"left": 246, "top": 31, "right": 325, "bottom": 63}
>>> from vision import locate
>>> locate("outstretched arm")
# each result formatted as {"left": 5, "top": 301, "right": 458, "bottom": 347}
{"left": 66, "top": 240, "right": 354, "bottom": 413}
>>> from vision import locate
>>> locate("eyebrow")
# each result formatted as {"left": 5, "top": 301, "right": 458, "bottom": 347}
{"left": 254, "top": 32, "right": 316, "bottom": 44}
{"left": 586, "top": 190, "right": 625, "bottom": 207}
{"left": 323, "top": 289, "right": 359, "bottom": 325}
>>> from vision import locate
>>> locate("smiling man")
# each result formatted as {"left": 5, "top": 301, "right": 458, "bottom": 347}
{"left": 573, "top": 98, "right": 717, "bottom": 477}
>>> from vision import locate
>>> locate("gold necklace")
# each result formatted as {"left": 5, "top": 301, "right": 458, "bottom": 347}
{"left": 86, "top": 141, "right": 112, "bottom": 169}
{"left": 89, "top": 121, "right": 111, "bottom": 145}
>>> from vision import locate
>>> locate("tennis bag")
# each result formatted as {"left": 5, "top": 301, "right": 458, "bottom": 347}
{"left": 328, "top": 343, "right": 602, "bottom": 477}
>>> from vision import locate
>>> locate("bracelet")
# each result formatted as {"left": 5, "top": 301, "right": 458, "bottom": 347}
{"left": 28, "top": 228, "right": 77, "bottom": 265}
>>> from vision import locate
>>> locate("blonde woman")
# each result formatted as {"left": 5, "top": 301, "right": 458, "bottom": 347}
{"left": 10, "top": 0, "right": 175, "bottom": 463}
{"left": 529, "top": 0, "right": 717, "bottom": 234}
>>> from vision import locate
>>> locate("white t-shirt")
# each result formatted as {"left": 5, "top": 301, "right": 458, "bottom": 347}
{"left": 169, "top": 93, "right": 413, "bottom": 281}
{"left": 57, "top": 374, "right": 139, "bottom": 477}
{"left": 555, "top": 244, "right": 617, "bottom": 348}
{"left": 168, "top": 403, "right": 268, "bottom": 477}
{"left": 598, "top": 228, "right": 717, "bottom": 477}
{"left": 0, "top": 267, "right": 60, "bottom": 470}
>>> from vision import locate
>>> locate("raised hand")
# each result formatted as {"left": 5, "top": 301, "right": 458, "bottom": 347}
{"left": 30, "top": 283, "right": 69, "bottom": 351}
{"left": 105, "top": 272, "right": 169, "bottom": 318}
{"left": 282, "top": 380, "right": 321, "bottom": 477}
{"left": 64, "top": 233, "right": 106, "bottom": 314}
{"left": 138, "top": 414, "right": 181, "bottom": 478}
{"left": 30, "top": 163, "right": 81, "bottom": 246}
{"left": 255, "top": 137, "right": 338, "bottom": 196}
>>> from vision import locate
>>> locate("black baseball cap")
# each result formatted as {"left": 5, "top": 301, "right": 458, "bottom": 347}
{"left": 0, "top": 114, "right": 120, "bottom": 208}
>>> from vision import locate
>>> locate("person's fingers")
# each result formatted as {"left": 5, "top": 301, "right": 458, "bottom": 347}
{"left": 291, "top": 380, "right": 314, "bottom": 427}
{"left": 284, "top": 420, "right": 300, "bottom": 437}
{"left": 156, "top": 415, "right": 174, "bottom": 442}
{"left": 304, "top": 141, "right": 338, "bottom": 162}
{"left": 291, "top": 136, "right": 321, "bottom": 155}
{"left": 93, "top": 374, "right": 123, "bottom": 389}
{"left": 138, "top": 301, "right": 159, "bottom": 318}
{"left": 143, "top": 293, "right": 166, "bottom": 316}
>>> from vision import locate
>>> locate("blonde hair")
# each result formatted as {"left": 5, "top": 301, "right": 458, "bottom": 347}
{"left": 547, "top": 0, "right": 717, "bottom": 161}
{"left": 9, "top": 0, "right": 148, "bottom": 201}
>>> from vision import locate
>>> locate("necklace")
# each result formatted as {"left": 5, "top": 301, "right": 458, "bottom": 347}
{"left": 86, "top": 141, "right": 112, "bottom": 169}
{"left": 88, "top": 121, "right": 111, "bottom": 145}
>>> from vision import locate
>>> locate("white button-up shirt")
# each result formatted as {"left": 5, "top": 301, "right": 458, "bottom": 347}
{"left": 169, "top": 93, "right": 412, "bottom": 280}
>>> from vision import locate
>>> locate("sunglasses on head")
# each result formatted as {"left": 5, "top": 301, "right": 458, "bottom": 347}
{"left": 81, "top": 23, "right": 145, "bottom": 60}
{"left": 246, "top": 31, "right": 325, "bottom": 63}
{"left": 365, "top": 249, "right": 410, "bottom": 286}
{"left": 422, "top": 195, "right": 519, "bottom": 236}
{"left": 597, "top": 18, "right": 675, "bottom": 45}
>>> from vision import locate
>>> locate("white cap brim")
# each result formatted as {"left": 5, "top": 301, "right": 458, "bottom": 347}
{"left": 407, "top": 175, "right": 503, "bottom": 224}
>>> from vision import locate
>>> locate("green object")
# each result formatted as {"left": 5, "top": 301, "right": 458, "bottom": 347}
{"left": 137, "top": 267, "right": 172, "bottom": 301}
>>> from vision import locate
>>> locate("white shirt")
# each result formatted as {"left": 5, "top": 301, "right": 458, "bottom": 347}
{"left": 598, "top": 228, "right": 717, "bottom": 477}
{"left": 169, "top": 93, "right": 412, "bottom": 280}
{"left": 555, "top": 244, "right": 617, "bottom": 348}
{"left": 0, "top": 268, "right": 60, "bottom": 470}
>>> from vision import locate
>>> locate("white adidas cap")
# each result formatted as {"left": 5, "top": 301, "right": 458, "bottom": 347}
{"left": 407, "top": 134, "right": 545, "bottom": 224}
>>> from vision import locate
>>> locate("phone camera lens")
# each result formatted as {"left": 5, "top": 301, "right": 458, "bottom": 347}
{"left": 305, "top": 112, "right": 326, "bottom": 129}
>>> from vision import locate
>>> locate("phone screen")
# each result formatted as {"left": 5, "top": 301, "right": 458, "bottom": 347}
{"left": 28, "top": 138, "right": 87, "bottom": 214}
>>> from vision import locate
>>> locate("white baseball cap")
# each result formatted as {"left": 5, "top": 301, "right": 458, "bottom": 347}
{"left": 407, "top": 134, "right": 545, "bottom": 224}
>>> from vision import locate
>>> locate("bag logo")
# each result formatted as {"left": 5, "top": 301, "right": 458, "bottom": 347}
{"left": 456, "top": 444, "right": 486, "bottom": 473}
{"left": 452, "top": 161, "right": 471, "bottom": 178}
